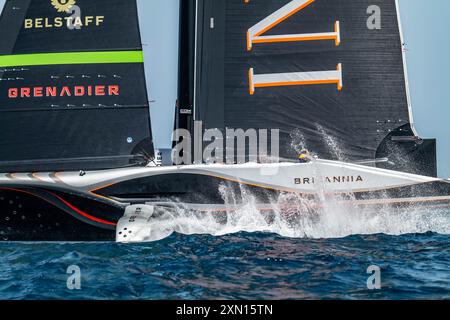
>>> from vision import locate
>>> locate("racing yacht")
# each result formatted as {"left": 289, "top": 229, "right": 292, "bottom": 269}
{"left": 1, "top": 0, "right": 448, "bottom": 241}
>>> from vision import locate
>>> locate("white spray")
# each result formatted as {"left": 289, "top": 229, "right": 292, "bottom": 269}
{"left": 133, "top": 130, "right": 450, "bottom": 242}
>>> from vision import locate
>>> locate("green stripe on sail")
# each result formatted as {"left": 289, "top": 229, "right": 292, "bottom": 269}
{"left": 0, "top": 51, "right": 144, "bottom": 68}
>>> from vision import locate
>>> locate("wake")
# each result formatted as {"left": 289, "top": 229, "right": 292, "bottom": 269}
{"left": 130, "top": 185, "right": 450, "bottom": 242}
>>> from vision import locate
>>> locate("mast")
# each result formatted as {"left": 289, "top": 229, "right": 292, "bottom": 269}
{"left": 174, "top": 0, "right": 196, "bottom": 138}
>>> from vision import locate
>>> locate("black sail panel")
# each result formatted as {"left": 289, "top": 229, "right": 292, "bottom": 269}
{"left": 1, "top": 0, "right": 143, "bottom": 54}
{"left": 0, "top": 0, "right": 154, "bottom": 172}
{"left": 191, "top": 0, "right": 437, "bottom": 176}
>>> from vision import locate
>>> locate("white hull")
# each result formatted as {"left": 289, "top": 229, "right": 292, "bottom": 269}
{"left": 0, "top": 159, "right": 441, "bottom": 195}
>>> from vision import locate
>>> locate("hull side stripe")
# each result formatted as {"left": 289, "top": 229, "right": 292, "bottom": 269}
{"left": 0, "top": 187, "right": 116, "bottom": 227}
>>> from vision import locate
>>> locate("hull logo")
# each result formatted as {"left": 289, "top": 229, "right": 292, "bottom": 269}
{"left": 295, "top": 176, "right": 364, "bottom": 185}
{"left": 51, "top": 0, "right": 76, "bottom": 13}
{"left": 25, "top": 0, "right": 105, "bottom": 30}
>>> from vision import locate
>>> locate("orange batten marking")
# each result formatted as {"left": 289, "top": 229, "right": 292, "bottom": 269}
{"left": 248, "top": 69, "right": 254, "bottom": 95}
{"left": 246, "top": 30, "right": 251, "bottom": 51}
{"left": 253, "top": 35, "right": 337, "bottom": 44}
{"left": 254, "top": 0, "right": 316, "bottom": 37}
{"left": 334, "top": 21, "right": 340, "bottom": 46}
{"left": 255, "top": 80, "right": 340, "bottom": 88}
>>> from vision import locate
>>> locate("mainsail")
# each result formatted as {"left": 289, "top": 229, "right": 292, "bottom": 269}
{"left": 0, "top": 0, "right": 154, "bottom": 172}
{"left": 176, "top": 0, "right": 437, "bottom": 177}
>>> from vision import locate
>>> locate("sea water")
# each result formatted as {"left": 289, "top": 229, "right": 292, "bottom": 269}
{"left": 0, "top": 202, "right": 449, "bottom": 300}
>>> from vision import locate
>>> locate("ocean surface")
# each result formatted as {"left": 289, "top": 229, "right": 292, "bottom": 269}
{"left": 0, "top": 203, "right": 449, "bottom": 300}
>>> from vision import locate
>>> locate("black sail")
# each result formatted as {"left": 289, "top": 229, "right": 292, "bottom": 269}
{"left": 184, "top": 0, "right": 437, "bottom": 176}
{"left": 0, "top": 0, "right": 154, "bottom": 172}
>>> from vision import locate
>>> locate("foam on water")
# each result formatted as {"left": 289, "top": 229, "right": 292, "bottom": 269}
{"left": 137, "top": 180, "right": 450, "bottom": 242}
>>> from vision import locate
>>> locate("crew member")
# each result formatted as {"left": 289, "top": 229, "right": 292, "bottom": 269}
{"left": 298, "top": 149, "right": 311, "bottom": 163}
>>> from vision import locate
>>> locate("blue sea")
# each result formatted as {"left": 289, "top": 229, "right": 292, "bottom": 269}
{"left": 0, "top": 205, "right": 449, "bottom": 300}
